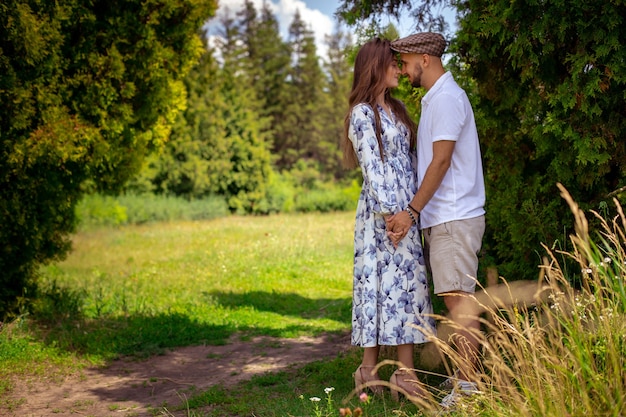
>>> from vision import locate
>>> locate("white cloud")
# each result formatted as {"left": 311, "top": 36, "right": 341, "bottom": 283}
{"left": 209, "top": 0, "right": 335, "bottom": 59}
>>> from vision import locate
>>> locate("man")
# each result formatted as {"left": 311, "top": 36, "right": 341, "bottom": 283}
{"left": 386, "top": 32, "right": 486, "bottom": 408}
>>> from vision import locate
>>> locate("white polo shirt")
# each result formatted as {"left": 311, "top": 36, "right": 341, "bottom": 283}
{"left": 417, "top": 71, "right": 485, "bottom": 229}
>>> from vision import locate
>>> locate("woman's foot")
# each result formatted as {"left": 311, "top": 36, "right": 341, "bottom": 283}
{"left": 354, "top": 365, "right": 384, "bottom": 396}
{"left": 389, "top": 369, "right": 428, "bottom": 401}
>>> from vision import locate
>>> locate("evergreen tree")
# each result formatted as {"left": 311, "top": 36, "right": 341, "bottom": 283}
{"left": 145, "top": 25, "right": 272, "bottom": 213}
{"left": 275, "top": 10, "right": 327, "bottom": 172}
{"left": 321, "top": 27, "right": 354, "bottom": 180}
{"left": 453, "top": 0, "right": 626, "bottom": 280}
{"left": 238, "top": 0, "right": 291, "bottom": 164}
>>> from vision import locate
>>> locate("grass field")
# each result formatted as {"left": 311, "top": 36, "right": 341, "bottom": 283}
{"left": 2, "top": 197, "right": 625, "bottom": 416}
{"left": 2, "top": 212, "right": 432, "bottom": 416}
{"left": 40, "top": 212, "right": 355, "bottom": 355}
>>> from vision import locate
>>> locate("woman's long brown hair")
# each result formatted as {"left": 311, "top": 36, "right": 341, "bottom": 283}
{"left": 341, "top": 37, "right": 417, "bottom": 169}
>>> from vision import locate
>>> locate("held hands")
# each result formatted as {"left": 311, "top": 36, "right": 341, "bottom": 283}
{"left": 385, "top": 211, "right": 413, "bottom": 248}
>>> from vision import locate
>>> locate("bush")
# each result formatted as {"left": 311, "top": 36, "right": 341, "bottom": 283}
{"left": 294, "top": 182, "right": 359, "bottom": 213}
{"left": 253, "top": 171, "right": 297, "bottom": 214}
{"left": 76, "top": 193, "right": 228, "bottom": 229}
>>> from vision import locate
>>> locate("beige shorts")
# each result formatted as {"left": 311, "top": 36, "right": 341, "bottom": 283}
{"left": 423, "top": 216, "right": 485, "bottom": 295}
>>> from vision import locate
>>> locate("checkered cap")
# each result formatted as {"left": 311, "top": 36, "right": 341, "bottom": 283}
{"left": 390, "top": 32, "right": 447, "bottom": 57}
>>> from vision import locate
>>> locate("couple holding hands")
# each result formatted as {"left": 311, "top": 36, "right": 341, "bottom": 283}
{"left": 343, "top": 32, "right": 485, "bottom": 409}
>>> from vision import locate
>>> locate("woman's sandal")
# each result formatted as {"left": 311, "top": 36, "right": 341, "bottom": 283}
{"left": 353, "top": 365, "right": 384, "bottom": 396}
{"left": 389, "top": 369, "right": 428, "bottom": 402}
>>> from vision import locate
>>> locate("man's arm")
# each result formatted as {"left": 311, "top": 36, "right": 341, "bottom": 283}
{"left": 411, "top": 140, "right": 455, "bottom": 213}
{"left": 386, "top": 140, "right": 455, "bottom": 246}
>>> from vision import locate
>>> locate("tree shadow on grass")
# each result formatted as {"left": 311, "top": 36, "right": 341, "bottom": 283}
{"left": 30, "top": 288, "right": 350, "bottom": 361}
{"left": 208, "top": 290, "right": 351, "bottom": 322}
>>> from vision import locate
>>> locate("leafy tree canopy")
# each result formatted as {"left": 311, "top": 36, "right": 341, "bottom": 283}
{"left": 337, "top": 0, "right": 626, "bottom": 282}
{"left": 0, "top": 0, "right": 217, "bottom": 317}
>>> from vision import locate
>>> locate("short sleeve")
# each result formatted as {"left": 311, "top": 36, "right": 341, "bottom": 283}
{"left": 430, "top": 93, "right": 466, "bottom": 142}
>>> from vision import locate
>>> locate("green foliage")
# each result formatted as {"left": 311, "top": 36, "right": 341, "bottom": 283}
{"left": 0, "top": 0, "right": 217, "bottom": 318}
{"left": 294, "top": 182, "right": 359, "bottom": 213}
{"left": 256, "top": 171, "right": 297, "bottom": 214}
{"left": 338, "top": 0, "right": 450, "bottom": 34}
{"left": 321, "top": 30, "right": 355, "bottom": 179}
{"left": 452, "top": 0, "right": 626, "bottom": 280}
{"left": 76, "top": 193, "right": 228, "bottom": 229}
{"left": 138, "top": 19, "right": 273, "bottom": 213}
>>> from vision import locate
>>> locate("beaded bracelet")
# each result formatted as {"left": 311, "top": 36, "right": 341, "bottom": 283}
{"left": 407, "top": 203, "right": 420, "bottom": 217}
{"left": 405, "top": 207, "right": 417, "bottom": 225}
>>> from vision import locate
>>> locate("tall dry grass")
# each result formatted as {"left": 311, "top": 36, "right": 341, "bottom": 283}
{"left": 403, "top": 183, "right": 625, "bottom": 416}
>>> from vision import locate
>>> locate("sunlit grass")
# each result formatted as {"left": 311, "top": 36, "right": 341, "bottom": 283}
{"left": 40, "top": 212, "right": 354, "bottom": 352}
{"left": 2, "top": 190, "right": 626, "bottom": 416}
{"left": 0, "top": 211, "right": 356, "bottom": 411}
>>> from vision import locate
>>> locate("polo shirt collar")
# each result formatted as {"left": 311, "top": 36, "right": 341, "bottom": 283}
{"left": 422, "top": 71, "right": 453, "bottom": 104}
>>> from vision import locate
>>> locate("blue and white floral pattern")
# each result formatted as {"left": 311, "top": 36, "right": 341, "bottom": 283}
{"left": 348, "top": 103, "right": 435, "bottom": 347}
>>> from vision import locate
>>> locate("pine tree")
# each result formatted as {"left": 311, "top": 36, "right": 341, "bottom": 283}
{"left": 145, "top": 24, "right": 272, "bottom": 213}
{"left": 271, "top": 10, "right": 328, "bottom": 172}
{"left": 238, "top": 0, "right": 291, "bottom": 162}
{"left": 320, "top": 27, "right": 354, "bottom": 180}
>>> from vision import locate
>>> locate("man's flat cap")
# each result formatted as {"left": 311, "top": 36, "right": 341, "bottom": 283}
{"left": 390, "top": 32, "right": 447, "bottom": 57}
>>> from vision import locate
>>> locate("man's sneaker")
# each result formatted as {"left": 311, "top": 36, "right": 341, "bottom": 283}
{"left": 438, "top": 370, "right": 459, "bottom": 392}
{"left": 439, "top": 380, "right": 480, "bottom": 409}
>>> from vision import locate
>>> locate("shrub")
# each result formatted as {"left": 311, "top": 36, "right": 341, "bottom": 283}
{"left": 294, "top": 182, "right": 359, "bottom": 213}
{"left": 76, "top": 193, "right": 228, "bottom": 229}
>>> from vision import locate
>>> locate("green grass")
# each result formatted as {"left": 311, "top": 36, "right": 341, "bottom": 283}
{"left": 2, "top": 193, "right": 626, "bottom": 416}
{"left": 0, "top": 211, "right": 362, "bottom": 414}
{"left": 39, "top": 212, "right": 355, "bottom": 356}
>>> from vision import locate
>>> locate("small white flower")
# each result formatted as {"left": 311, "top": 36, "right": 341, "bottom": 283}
{"left": 310, "top": 397, "right": 321, "bottom": 402}
{"left": 324, "top": 387, "right": 335, "bottom": 394}
{"left": 604, "top": 257, "right": 612, "bottom": 264}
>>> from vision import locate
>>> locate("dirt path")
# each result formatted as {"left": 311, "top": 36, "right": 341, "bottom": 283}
{"left": 6, "top": 332, "right": 351, "bottom": 417}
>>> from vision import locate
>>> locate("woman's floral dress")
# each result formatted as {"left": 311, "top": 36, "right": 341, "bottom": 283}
{"left": 348, "top": 103, "right": 435, "bottom": 347}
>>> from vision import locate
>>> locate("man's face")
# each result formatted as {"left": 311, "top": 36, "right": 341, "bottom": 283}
{"left": 400, "top": 53, "right": 423, "bottom": 88}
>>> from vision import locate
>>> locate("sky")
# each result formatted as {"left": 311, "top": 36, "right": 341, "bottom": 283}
{"left": 208, "top": 0, "right": 439, "bottom": 59}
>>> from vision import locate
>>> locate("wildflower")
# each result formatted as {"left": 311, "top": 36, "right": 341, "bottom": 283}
{"left": 339, "top": 408, "right": 353, "bottom": 416}
{"left": 359, "top": 392, "right": 369, "bottom": 403}
{"left": 324, "top": 387, "right": 335, "bottom": 394}
{"left": 310, "top": 396, "right": 321, "bottom": 402}
{"left": 353, "top": 407, "right": 363, "bottom": 417}
{"left": 582, "top": 268, "right": 593, "bottom": 274}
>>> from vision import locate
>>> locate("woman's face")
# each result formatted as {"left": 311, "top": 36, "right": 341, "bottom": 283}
{"left": 384, "top": 59, "right": 401, "bottom": 89}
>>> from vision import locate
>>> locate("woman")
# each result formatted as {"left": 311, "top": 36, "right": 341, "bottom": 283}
{"left": 342, "top": 37, "right": 436, "bottom": 400}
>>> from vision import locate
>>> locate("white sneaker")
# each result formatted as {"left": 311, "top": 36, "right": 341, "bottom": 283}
{"left": 438, "top": 370, "right": 459, "bottom": 392}
{"left": 439, "top": 380, "right": 480, "bottom": 409}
